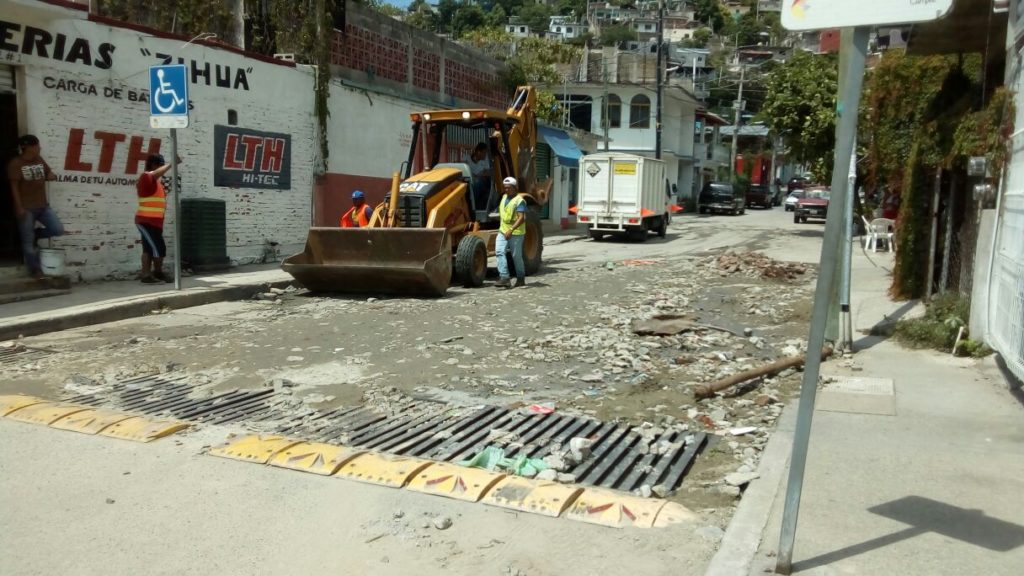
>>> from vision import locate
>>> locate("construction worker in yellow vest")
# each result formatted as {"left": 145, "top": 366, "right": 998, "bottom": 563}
{"left": 496, "top": 176, "right": 527, "bottom": 289}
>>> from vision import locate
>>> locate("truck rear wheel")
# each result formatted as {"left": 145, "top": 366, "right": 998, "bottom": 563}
{"left": 455, "top": 235, "right": 486, "bottom": 287}
{"left": 628, "top": 222, "right": 648, "bottom": 242}
{"left": 656, "top": 215, "right": 668, "bottom": 238}
{"left": 523, "top": 209, "right": 543, "bottom": 276}
{"left": 589, "top": 228, "right": 605, "bottom": 241}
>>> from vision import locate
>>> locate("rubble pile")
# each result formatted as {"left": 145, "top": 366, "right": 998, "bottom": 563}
{"left": 709, "top": 251, "right": 811, "bottom": 282}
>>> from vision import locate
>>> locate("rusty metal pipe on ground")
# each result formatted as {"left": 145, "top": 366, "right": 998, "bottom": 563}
{"left": 694, "top": 347, "right": 835, "bottom": 400}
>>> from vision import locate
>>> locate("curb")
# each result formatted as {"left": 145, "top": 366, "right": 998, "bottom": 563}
{"left": 705, "top": 400, "right": 797, "bottom": 576}
{"left": 0, "top": 278, "right": 293, "bottom": 341}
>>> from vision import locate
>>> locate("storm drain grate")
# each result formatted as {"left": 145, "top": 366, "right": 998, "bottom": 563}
{"left": 66, "top": 374, "right": 281, "bottom": 425}
{"left": 0, "top": 345, "right": 52, "bottom": 366}
{"left": 278, "top": 404, "right": 708, "bottom": 494}
{"left": 64, "top": 375, "right": 707, "bottom": 493}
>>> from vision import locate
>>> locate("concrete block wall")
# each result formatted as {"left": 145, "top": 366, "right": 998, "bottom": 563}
{"left": 336, "top": 1, "right": 508, "bottom": 110}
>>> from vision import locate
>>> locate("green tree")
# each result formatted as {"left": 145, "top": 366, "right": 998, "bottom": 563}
{"left": 367, "top": 1, "right": 403, "bottom": 18}
{"left": 724, "top": 12, "right": 771, "bottom": 47}
{"left": 461, "top": 28, "right": 580, "bottom": 123}
{"left": 693, "top": 0, "right": 729, "bottom": 32}
{"left": 598, "top": 24, "right": 635, "bottom": 46}
{"left": 760, "top": 51, "right": 839, "bottom": 175}
{"left": 406, "top": 0, "right": 439, "bottom": 32}
{"left": 683, "top": 27, "right": 713, "bottom": 48}
{"left": 517, "top": 2, "right": 555, "bottom": 33}
{"left": 487, "top": 5, "right": 509, "bottom": 28}
{"left": 437, "top": 0, "right": 461, "bottom": 34}
{"left": 452, "top": 3, "right": 488, "bottom": 38}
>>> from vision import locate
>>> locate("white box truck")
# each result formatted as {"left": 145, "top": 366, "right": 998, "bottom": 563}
{"left": 576, "top": 153, "right": 671, "bottom": 242}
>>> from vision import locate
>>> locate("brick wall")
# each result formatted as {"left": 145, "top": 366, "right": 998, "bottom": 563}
{"left": 3, "top": 2, "right": 315, "bottom": 280}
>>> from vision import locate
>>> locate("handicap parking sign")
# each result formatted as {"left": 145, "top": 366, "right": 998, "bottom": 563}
{"left": 149, "top": 65, "right": 190, "bottom": 129}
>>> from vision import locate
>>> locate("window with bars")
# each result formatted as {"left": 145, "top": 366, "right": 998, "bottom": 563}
{"left": 629, "top": 94, "right": 650, "bottom": 129}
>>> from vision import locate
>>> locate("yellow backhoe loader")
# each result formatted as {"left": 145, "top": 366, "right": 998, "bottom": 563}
{"left": 283, "top": 86, "right": 550, "bottom": 297}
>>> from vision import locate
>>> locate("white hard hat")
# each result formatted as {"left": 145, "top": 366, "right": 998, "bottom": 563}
{"left": 502, "top": 177, "right": 518, "bottom": 186}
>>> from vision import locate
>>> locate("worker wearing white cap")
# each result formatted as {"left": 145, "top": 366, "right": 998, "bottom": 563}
{"left": 496, "top": 176, "right": 527, "bottom": 288}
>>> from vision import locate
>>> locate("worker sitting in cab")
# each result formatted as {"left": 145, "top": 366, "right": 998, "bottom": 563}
{"left": 340, "top": 190, "right": 374, "bottom": 228}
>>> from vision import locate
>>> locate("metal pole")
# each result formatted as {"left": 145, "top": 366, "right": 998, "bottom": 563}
{"left": 171, "top": 128, "right": 181, "bottom": 291}
{"left": 925, "top": 167, "right": 942, "bottom": 301}
{"left": 655, "top": 0, "right": 664, "bottom": 160}
{"left": 730, "top": 64, "right": 745, "bottom": 179}
{"left": 939, "top": 172, "right": 956, "bottom": 293}
{"left": 840, "top": 147, "right": 856, "bottom": 350}
{"left": 776, "top": 26, "right": 869, "bottom": 575}
{"left": 603, "top": 53, "right": 610, "bottom": 152}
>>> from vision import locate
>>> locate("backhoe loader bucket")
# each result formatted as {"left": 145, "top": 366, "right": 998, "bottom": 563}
{"left": 282, "top": 228, "right": 452, "bottom": 297}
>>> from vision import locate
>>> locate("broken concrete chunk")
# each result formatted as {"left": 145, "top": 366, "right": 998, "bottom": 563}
{"left": 535, "top": 469, "right": 558, "bottom": 482}
{"left": 569, "top": 437, "right": 593, "bottom": 461}
{"left": 724, "top": 472, "right": 760, "bottom": 487}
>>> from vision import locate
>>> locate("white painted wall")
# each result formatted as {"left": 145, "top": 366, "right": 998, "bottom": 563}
{"left": 3, "top": 0, "right": 315, "bottom": 280}
{"left": 325, "top": 82, "right": 421, "bottom": 182}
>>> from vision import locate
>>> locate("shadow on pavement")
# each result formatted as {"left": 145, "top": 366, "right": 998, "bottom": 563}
{"left": 789, "top": 229, "right": 825, "bottom": 239}
{"left": 853, "top": 300, "right": 920, "bottom": 351}
{"left": 994, "top": 353, "right": 1024, "bottom": 409}
{"left": 793, "top": 496, "right": 1024, "bottom": 572}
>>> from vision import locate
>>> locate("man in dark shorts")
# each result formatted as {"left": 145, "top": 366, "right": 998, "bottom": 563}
{"left": 135, "top": 154, "right": 179, "bottom": 283}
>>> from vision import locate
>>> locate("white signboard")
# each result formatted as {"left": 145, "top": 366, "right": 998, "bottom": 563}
{"left": 781, "top": 0, "right": 954, "bottom": 31}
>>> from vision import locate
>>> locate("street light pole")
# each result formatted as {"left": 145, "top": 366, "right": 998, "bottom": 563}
{"left": 655, "top": 0, "right": 664, "bottom": 160}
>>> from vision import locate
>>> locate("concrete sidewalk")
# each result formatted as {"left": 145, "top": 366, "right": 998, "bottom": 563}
{"left": 0, "top": 264, "right": 293, "bottom": 341}
{"left": 708, "top": 242, "right": 1024, "bottom": 575}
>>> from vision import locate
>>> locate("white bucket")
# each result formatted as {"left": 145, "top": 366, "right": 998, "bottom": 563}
{"left": 38, "top": 248, "right": 66, "bottom": 277}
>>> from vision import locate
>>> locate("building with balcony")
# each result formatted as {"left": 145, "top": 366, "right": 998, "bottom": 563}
{"left": 554, "top": 48, "right": 704, "bottom": 199}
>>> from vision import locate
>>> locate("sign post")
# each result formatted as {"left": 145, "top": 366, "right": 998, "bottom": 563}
{"left": 776, "top": 2, "right": 954, "bottom": 574}
{"left": 149, "top": 64, "right": 189, "bottom": 290}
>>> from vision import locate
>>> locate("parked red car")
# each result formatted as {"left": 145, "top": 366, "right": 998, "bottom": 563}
{"left": 794, "top": 187, "right": 830, "bottom": 223}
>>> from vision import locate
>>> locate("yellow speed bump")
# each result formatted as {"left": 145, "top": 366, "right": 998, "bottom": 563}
{"left": 334, "top": 452, "right": 434, "bottom": 488}
{"left": 0, "top": 395, "right": 46, "bottom": 417}
{"left": 98, "top": 416, "right": 190, "bottom": 443}
{"left": 653, "top": 501, "right": 698, "bottom": 528}
{"left": 482, "top": 476, "right": 583, "bottom": 517}
{"left": 209, "top": 435, "right": 300, "bottom": 464}
{"left": 406, "top": 462, "right": 506, "bottom": 503}
{"left": 50, "top": 408, "right": 137, "bottom": 435}
{"left": 6, "top": 402, "right": 89, "bottom": 426}
{"left": 268, "top": 442, "right": 364, "bottom": 476}
{"left": 564, "top": 488, "right": 667, "bottom": 529}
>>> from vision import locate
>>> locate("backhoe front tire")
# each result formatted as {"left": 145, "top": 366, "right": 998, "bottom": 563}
{"left": 455, "top": 235, "right": 487, "bottom": 288}
{"left": 523, "top": 209, "right": 543, "bottom": 276}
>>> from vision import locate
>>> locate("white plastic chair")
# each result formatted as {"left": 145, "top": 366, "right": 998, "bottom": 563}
{"left": 868, "top": 218, "right": 896, "bottom": 252}
{"left": 861, "top": 215, "right": 877, "bottom": 250}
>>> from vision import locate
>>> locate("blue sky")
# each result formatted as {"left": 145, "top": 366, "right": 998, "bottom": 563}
{"left": 385, "top": 0, "right": 415, "bottom": 8}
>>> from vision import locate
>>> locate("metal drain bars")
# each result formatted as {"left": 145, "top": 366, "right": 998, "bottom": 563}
{"left": 63, "top": 374, "right": 706, "bottom": 492}
{"left": 0, "top": 345, "right": 52, "bottom": 366}
{"left": 67, "top": 374, "right": 279, "bottom": 425}
{"left": 277, "top": 404, "right": 707, "bottom": 494}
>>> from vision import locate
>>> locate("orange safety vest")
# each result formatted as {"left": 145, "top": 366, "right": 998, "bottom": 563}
{"left": 341, "top": 204, "right": 373, "bottom": 228}
{"left": 136, "top": 178, "right": 166, "bottom": 221}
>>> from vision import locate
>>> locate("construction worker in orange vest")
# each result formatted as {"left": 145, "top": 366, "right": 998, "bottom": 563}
{"left": 340, "top": 190, "right": 374, "bottom": 228}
